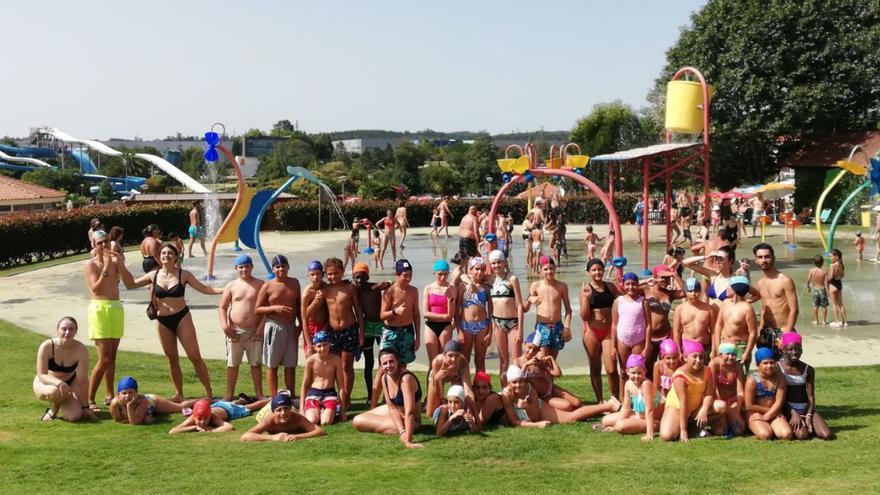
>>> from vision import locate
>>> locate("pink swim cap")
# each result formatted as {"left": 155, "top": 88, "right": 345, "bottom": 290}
{"left": 626, "top": 354, "right": 646, "bottom": 370}
{"left": 659, "top": 338, "right": 680, "bottom": 357}
{"left": 192, "top": 399, "right": 212, "bottom": 419}
{"left": 780, "top": 332, "right": 802, "bottom": 348}
{"left": 682, "top": 339, "right": 704, "bottom": 356}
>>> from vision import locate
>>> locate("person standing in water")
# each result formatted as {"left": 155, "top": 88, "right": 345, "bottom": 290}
{"left": 187, "top": 201, "right": 207, "bottom": 258}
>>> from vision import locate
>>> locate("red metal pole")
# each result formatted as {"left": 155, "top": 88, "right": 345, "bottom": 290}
{"left": 487, "top": 175, "right": 524, "bottom": 234}
{"left": 642, "top": 157, "right": 649, "bottom": 271}
{"left": 665, "top": 171, "right": 672, "bottom": 249}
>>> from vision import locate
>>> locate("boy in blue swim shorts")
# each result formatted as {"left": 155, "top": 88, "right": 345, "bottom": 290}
{"left": 526, "top": 258, "right": 571, "bottom": 358}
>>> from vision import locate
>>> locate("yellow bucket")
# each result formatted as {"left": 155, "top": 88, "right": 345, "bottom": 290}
{"left": 566, "top": 155, "right": 589, "bottom": 168}
{"left": 665, "top": 80, "right": 714, "bottom": 133}
{"left": 496, "top": 158, "right": 516, "bottom": 173}
{"left": 546, "top": 157, "right": 563, "bottom": 169}
{"left": 512, "top": 156, "right": 530, "bottom": 174}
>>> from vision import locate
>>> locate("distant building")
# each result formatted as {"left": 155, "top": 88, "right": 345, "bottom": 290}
{"left": 331, "top": 138, "right": 403, "bottom": 154}
{"left": 0, "top": 175, "right": 65, "bottom": 215}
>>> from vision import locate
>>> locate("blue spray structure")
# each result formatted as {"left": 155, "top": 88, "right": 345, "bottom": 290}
{"left": 253, "top": 166, "right": 327, "bottom": 279}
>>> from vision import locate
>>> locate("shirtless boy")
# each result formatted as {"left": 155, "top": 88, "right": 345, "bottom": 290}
{"left": 806, "top": 255, "right": 829, "bottom": 325}
{"left": 218, "top": 255, "right": 265, "bottom": 400}
{"left": 380, "top": 259, "right": 421, "bottom": 367}
{"left": 301, "top": 260, "right": 330, "bottom": 356}
{"left": 527, "top": 258, "right": 572, "bottom": 358}
{"left": 299, "top": 331, "right": 346, "bottom": 424}
{"left": 255, "top": 255, "right": 302, "bottom": 397}
{"left": 439, "top": 196, "right": 453, "bottom": 238}
{"left": 714, "top": 276, "right": 758, "bottom": 374}
{"left": 240, "top": 394, "right": 325, "bottom": 442}
{"left": 321, "top": 257, "right": 364, "bottom": 412}
{"left": 672, "top": 278, "right": 716, "bottom": 355}
{"left": 753, "top": 243, "right": 799, "bottom": 348}
{"left": 187, "top": 201, "right": 207, "bottom": 257}
{"left": 529, "top": 222, "right": 544, "bottom": 272}
{"left": 352, "top": 262, "right": 390, "bottom": 403}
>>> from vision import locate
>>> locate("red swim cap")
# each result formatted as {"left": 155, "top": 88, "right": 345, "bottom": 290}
{"left": 192, "top": 399, "right": 212, "bottom": 418}
{"left": 473, "top": 371, "right": 492, "bottom": 386}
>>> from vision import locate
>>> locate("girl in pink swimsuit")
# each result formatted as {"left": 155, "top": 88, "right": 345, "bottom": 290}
{"left": 611, "top": 272, "right": 652, "bottom": 396}
{"left": 652, "top": 338, "right": 681, "bottom": 399}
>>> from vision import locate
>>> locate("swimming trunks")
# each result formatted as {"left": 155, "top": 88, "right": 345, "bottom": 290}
{"left": 459, "top": 237, "right": 478, "bottom": 257}
{"left": 304, "top": 387, "right": 339, "bottom": 411}
{"left": 329, "top": 324, "right": 359, "bottom": 354}
{"left": 211, "top": 400, "right": 250, "bottom": 420}
{"left": 262, "top": 319, "right": 298, "bottom": 368}
{"left": 531, "top": 241, "right": 542, "bottom": 253}
{"left": 156, "top": 306, "right": 190, "bottom": 334}
{"left": 535, "top": 321, "right": 565, "bottom": 350}
{"left": 380, "top": 324, "right": 416, "bottom": 364}
{"left": 142, "top": 256, "right": 158, "bottom": 273}
{"left": 88, "top": 300, "right": 124, "bottom": 340}
{"left": 364, "top": 320, "right": 384, "bottom": 338}
{"left": 188, "top": 225, "right": 205, "bottom": 239}
{"left": 226, "top": 327, "right": 262, "bottom": 367}
{"left": 425, "top": 320, "right": 451, "bottom": 336}
{"left": 492, "top": 316, "right": 518, "bottom": 332}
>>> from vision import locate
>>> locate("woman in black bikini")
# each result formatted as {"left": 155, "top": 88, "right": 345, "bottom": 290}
{"left": 579, "top": 259, "right": 619, "bottom": 402}
{"left": 140, "top": 224, "right": 162, "bottom": 273}
{"left": 120, "top": 244, "right": 222, "bottom": 400}
{"left": 33, "top": 317, "right": 95, "bottom": 422}
{"left": 828, "top": 248, "right": 847, "bottom": 328}
{"left": 353, "top": 350, "right": 424, "bottom": 448}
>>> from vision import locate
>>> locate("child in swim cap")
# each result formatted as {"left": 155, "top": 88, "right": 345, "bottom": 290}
{"left": 515, "top": 332, "right": 583, "bottom": 411}
{"left": 709, "top": 341, "right": 746, "bottom": 437}
{"left": 433, "top": 384, "right": 479, "bottom": 437}
{"left": 601, "top": 353, "right": 660, "bottom": 441}
{"left": 659, "top": 340, "right": 727, "bottom": 442}
{"left": 745, "top": 347, "right": 793, "bottom": 440}
{"left": 653, "top": 338, "right": 681, "bottom": 398}
{"left": 110, "top": 376, "right": 197, "bottom": 426}
{"left": 778, "top": 333, "right": 832, "bottom": 440}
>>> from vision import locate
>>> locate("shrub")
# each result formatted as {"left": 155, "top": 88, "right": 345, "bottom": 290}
{"left": 0, "top": 203, "right": 190, "bottom": 267}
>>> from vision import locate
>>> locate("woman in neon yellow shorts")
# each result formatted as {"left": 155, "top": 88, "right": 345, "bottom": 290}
{"left": 119, "top": 243, "right": 223, "bottom": 401}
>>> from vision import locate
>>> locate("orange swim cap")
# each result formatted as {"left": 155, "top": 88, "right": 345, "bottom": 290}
{"left": 353, "top": 262, "right": 370, "bottom": 275}
{"left": 192, "top": 399, "right": 212, "bottom": 418}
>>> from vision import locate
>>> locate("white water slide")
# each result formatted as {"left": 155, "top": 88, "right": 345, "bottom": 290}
{"left": 43, "top": 128, "right": 211, "bottom": 193}
{"left": 0, "top": 150, "right": 54, "bottom": 168}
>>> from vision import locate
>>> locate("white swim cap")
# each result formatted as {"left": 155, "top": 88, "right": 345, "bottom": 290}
{"left": 488, "top": 250, "right": 505, "bottom": 262}
{"left": 446, "top": 384, "right": 466, "bottom": 403}
{"left": 506, "top": 365, "right": 525, "bottom": 382}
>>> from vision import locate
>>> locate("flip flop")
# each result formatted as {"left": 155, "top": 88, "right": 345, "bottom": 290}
{"left": 181, "top": 407, "right": 193, "bottom": 417}
{"left": 41, "top": 408, "right": 55, "bottom": 422}
{"left": 88, "top": 400, "right": 102, "bottom": 413}
{"left": 237, "top": 393, "right": 256, "bottom": 404}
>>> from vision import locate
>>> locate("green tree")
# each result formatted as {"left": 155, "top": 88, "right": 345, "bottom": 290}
{"left": 270, "top": 120, "right": 297, "bottom": 136}
{"left": 649, "top": 0, "right": 880, "bottom": 189}
{"left": 20, "top": 168, "right": 84, "bottom": 193}
{"left": 461, "top": 133, "right": 500, "bottom": 194}
{"left": 419, "top": 163, "right": 464, "bottom": 195}
{"left": 569, "top": 101, "right": 651, "bottom": 156}
{"left": 97, "top": 180, "right": 114, "bottom": 203}
{"left": 179, "top": 147, "right": 206, "bottom": 180}
{"left": 256, "top": 138, "right": 315, "bottom": 183}
{"left": 357, "top": 177, "right": 397, "bottom": 200}
{"left": 1, "top": 136, "right": 17, "bottom": 146}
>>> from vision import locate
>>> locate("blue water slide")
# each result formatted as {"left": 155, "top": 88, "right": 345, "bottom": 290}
{"left": 0, "top": 144, "right": 56, "bottom": 158}
{"left": 164, "top": 150, "right": 181, "bottom": 166}
{"left": 238, "top": 189, "right": 275, "bottom": 249}
{"left": 0, "top": 162, "right": 39, "bottom": 173}
{"left": 69, "top": 149, "right": 98, "bottom": 174}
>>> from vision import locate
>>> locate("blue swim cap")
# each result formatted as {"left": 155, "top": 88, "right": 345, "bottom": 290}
{"left": 117, "top": 376, "right": 138, "bottom": 392}
{"left": 396, "top": 259, "right": 413, "bottom": 274}
{"left": 685, "top": 277, "right": 701, "bottom": 292}
{"left": 271, "top": 255, "right": 289, "bottom": 267}
{"left": 484, "top": 232, "right": 497, "bottom": 242}
{"left": 611, "top": 256, "right": 628, "bottom": 268}
{"left": 312, "top": 331, "right": 330, "bottom": 345}
{"left": 308, "top": 260, "right": 323, "bottom": 272}
{"left": 433, "top": 259, "right": 450, "bottom": 272}
{"left": 525, "top": 331, "right": 541, "bottom": 346}
{"left": 271, "top": 393, "right": 293, "bottom": 411}
{"left": 729, "top": 275, "right": 750, "bottom": 295}
{"left": 754, "top": 347, "right": 776, "bottom": 363}
{"left": 234, "top": 254, "right": 253, "bottom": 266}
{"left": 622, "top": 272, "right": 639, "bottom": 283}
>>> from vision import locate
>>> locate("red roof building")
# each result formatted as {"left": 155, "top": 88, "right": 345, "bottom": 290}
{"left": 0, "top": 175, "right": 66, "bottom": 215}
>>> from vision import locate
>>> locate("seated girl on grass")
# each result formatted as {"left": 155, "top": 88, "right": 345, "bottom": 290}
{"left": 652, "top": 338, "right": 681, "bottom": 399}
{"left": 710, "top": 341, "right": 746, "bottom": 436}
{"left": 745, "top": 347, "right": 792, "bottom": 441}
{"left": 659, "top": 340, "right": 727, "bottom": 442}
{"left": 516, "top": 331, "right": 582, "bottom": 411}
{"left": 778, "top": 333, "right": 832, "bottom": 440}
{"left": 34, "top": 316, "right": 95, "bottom": 422}
{"left": 600, "top": 354, "right": 661, "bottom": 441}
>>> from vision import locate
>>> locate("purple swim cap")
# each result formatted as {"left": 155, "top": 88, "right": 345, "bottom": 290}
{"left": 626, "top": 354, "right": 646, "bottom": 370}
{"left": 307, "top": 260, "right": 323, "bottom": 272}
{"left": 659, "top": 338, "right": 680, "bottom": 357}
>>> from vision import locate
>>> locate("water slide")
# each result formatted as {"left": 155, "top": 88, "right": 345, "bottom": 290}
{"left": 69, "top": 149, "right": 98, "bottom": 173}
{"left": 42, "top": 128, "right": 211, "bottom": 193}
{"left": 0, "top": 143, "right": 56, "bottom": 158}
{"left": 0, "top": 149, "right": 55, "bottom": 168}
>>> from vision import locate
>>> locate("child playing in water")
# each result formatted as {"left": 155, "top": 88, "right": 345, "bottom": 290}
{"left": 429, "top": 208, "right": 440, "bottom": 237}
{"left": 600, "top": 354, "right": 660, "bottom": 441}
{"left": 778, "top": 332, "right": 832, "bottom": 440}
{"left": 806, "top": 255, "right": 829, "bottom": 325}
{"left": 516, "top": 332, "right": 582, "bottom": 411}
{"left": 433, "top": 384, "right": 480, "bottom": 436}
{"left": 745, "top": 347, "right": 792, "bottom": 440}
{"left": 853, "top": 232, "right": 865, "bottom": 261}
{"left": 710, "top": 342, "right": 745, "bottom": 436}
{"left": 828, "top": 249, "right": 847, "bottom": 328}
{"left": 299, "top": 331, "right": 345, "bottom": 425}
{"left": 652, "top": 338, "right": 681, "bottom": 399}
{"left": 371, "top": 229, "right": 382, "bottom": 269}
{"left": 583, "top": 226, "right": 600, "bottom": 259}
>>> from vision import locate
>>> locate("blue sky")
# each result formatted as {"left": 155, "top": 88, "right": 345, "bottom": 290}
{"left": 3, "top": 0, "right": 706, "bottom": 139}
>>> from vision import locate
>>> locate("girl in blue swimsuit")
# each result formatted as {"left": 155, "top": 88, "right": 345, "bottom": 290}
{"left": 745, "top": 347, "right": 793, "bottom": 440}
{"left": 457, "top": 257, "right": 493, "bottom": 372}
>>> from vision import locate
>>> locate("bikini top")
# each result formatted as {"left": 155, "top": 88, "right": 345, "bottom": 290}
{"left": 715, "top": 366, "right": 737, "bottom": 387}
{"left": 646, "top": 296, "right": 672, "bottom": 315}
{"left": 751, "top": 372, "right": 777, "bottom": 399}
{"left": 154, "top": 268, "right": 186, "bottom": 299}
{"left": 629, "top": 385, "right": 661, "bottom": 414}
{"left": 385, "top": 371, "right": 422, "bottom": 407}
{"left": 707, "top": 276, "right": 729, "bottom": 301}
{"left": 47, "top": 340, "right": 78, "bottom": 374}
{"left": 660, "top": 374, "right": 673, "bottom": 392}
{"left": 428, "top": 292, "right": 449, "bottom": 315}
{"left": 782, "top": 364, "right": 811, "bottom": 387}
{"left": 462, "top": 285, "right": 489, "bottom": 309}
{"left": 588, "top": 282, "right": 615, "bottom": 310}
{"left": 490, "top": 276, "right": 514, "bottom": 298}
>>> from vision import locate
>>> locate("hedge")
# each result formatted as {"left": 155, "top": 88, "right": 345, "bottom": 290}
{"left": 0, "top": 204, "right": 190, "bottom": 267}
{"left": 273, "top": 193, "right": 641, "bottom": 231}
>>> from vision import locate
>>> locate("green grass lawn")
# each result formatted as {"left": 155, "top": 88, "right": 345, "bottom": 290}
{"left": 1, "top": 319, "right": 879, "bottom": 494}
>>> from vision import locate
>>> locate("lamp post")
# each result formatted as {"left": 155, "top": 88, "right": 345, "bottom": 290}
{"left": 485, "top": 175, "right": 494, "bottom": 196}
{"left": 339, "top": 175, "right": 347, "bottom": 197}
